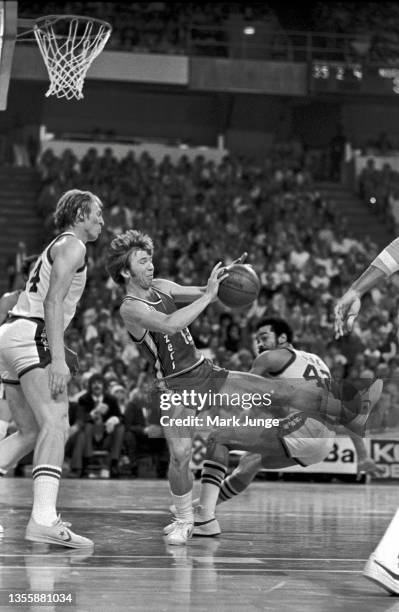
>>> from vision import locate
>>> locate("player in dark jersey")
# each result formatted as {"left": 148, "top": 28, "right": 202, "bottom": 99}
{"left": 107, "top": 229, "right": 341, "bottom": 545}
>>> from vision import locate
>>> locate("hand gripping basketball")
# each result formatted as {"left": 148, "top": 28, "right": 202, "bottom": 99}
{"left": 206, "top": 262, "right": 229, "bottom": 302}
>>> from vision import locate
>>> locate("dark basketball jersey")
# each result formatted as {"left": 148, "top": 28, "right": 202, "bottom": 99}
{"left": 121, "top": 287, "right": 203, "bottom": 379}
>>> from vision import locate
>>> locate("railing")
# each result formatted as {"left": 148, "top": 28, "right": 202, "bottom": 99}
{"left": 186, "top": 25, "right": 393, "bottom": 65}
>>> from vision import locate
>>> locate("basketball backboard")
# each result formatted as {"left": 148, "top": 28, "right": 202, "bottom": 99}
{"left": 0, "top": 1, "right": 17, "bottom": 110}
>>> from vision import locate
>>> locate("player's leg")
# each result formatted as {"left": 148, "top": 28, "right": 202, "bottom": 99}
{"left": 217, "top": 452, "right": 263, "bottom": 504}
{"left": 184, "top": 452, "right": 262, "bottom": 512}
{"left": 219, "top": 370, "right": 339, "bottom": 420}
{"left": 0, "top": 382, "right": 11, "bottom": 441}
{"left": 162, "top": 404, "right": 194, "bottom": 545}
{"left": 194, "top": 424, "right": 295, "bottom": 536}
{"left": 19, "top": 366, "right": 93, "bottom": 548}
{"left": 0, "top": 384, "right": 39, "bottom": 473}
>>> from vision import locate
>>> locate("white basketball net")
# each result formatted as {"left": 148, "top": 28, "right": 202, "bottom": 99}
{"left": 34, "top": 15, "right": 112, "bottom": 100}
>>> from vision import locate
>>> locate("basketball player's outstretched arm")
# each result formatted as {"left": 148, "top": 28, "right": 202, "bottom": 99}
{"left": 250, "top": 350, "right": 290, "bottom": 377}
{"left": 122, "top": 262, "right": 228, "bottom": 334}
{"left": 152, "top": 279, "right": 207, "bottom": 303}
{"left": 153, "top": 252, "right": 248, "bottom": 303}
{"left": 44, "top": 237, "right": 86, "bottom": 398}
{"left": 334, "top": 237, "right": 399, "bottom": 338}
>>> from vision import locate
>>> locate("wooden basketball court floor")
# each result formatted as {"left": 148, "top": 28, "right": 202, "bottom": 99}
{"left": 0, "top": 478, "right": 399, "bottom": 611}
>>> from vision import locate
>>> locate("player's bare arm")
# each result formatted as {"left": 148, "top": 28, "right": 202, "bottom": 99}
{"left": 0, "top": 292, "right": 19, "bottom": 325}
{"left": 152, "top": 278, "right": 206, "bottom": 303}
{"left": 334, "top": 236, "right": 399, "bottom": 338}
{"left": 250, "top": 349, "right": 291, "bottom": 378}
{"left": 44, "top": 236, "right": 86, "bottom": 398}
{"left": 152, "top": 252, "right": 247, "bottom": 302}
{"left": 121, "top": 262, "right": 229, "bottom": 336}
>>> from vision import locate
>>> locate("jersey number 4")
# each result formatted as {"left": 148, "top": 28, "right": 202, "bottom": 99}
{"left": 303, "top": 364, "right": 331, "bottom": 389}
{"left": 29, "top": 260, "right": 42, "bottom": 293}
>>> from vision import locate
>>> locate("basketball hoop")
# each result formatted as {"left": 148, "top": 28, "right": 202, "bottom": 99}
{"left": 33, "top": 15, "right": 112, "bottom": 101}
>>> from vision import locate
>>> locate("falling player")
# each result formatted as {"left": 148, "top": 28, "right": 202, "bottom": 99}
{"left": 193, "top": 317, "right": 382, "bottom": 535}
{"left": 106, "top": 229, "right": 342, "bottom": 546}
{"left": 334, "top": 235, "right": 399, "bottom": 594}
{"left": 0, "top": 189, "right": 103, "bottom": 547}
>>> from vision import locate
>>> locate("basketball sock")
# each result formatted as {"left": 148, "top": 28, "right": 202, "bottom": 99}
{"left": 0, "top": 420, "right": 8, "bottom": 441}
{"left": 198, "top": 460, "right": 227, "bottom": 519}
{"left": 374, "top": 508, "right": 399, "bottom": 568}
{"left": 31, "top": 465, "right": 61, "bottom": 526}
{"left": 171, "top": 490, "right": 194, "bottom": 523}
{"left": 218, "top": 474, "right": 248, "bottom": 503}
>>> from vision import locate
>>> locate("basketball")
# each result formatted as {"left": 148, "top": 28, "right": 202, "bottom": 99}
{"left": 218, "top": 264, "right": 261, "bottom": 308}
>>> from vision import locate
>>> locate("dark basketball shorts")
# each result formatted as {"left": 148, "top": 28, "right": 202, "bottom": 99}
{"left": 0, "top": 316, "right": 79, "bottom": 385}
{"left": 159, "top": 358, "right": 229, "bottom": 409}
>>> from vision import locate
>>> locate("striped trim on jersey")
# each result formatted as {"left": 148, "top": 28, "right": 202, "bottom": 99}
{"left": 268, "top": 348, "right": 296, "bottom": 377}
{"left": 127, "top": 328, "right": 168, "bottom": 379}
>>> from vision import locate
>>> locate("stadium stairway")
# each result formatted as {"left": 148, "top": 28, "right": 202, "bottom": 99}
{"left": 314, "top": 181, "right": 394, "bottom": 248}
{"left": 0, "top": 167, "right": 42, "bottom": 295}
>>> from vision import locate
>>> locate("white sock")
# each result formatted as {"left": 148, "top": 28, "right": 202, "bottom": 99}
{"left": 171, "top": 490, "right": 194, "bottom": 523}
{"left": 32, "top": 468, "right": 61, "bottom": 526}
{"left": 198, "top": 460, "right": 227, "bottom": 519}
{"left": 374, "top": 508, "right": 399, "bottom": 567}
{"left": 0, "top": 420, "right": 8, "bottom": 441}
{"left": 198, "top": 484, "right": 222, "bottom": 520}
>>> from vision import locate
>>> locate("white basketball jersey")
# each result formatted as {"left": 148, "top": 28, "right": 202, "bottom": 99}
{"left": 10, "top": 232, "right": 87, "bottom": 330}
{"left": 274, "top": 348, "right": 331, "bottom": 387}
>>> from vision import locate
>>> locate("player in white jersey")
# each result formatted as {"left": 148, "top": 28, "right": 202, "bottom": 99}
{"left": 334, "top": 236, "right": 399, "bottom": 594}
{"left": 193, "top": 317, "right": 382, "bottom": 536}
{"left": 0, "top": 189, "right": 103, "bottom": 548}
{"left": 191, "top": 318, "right": 382, "bottom": 535}
{"left": 0, "top": 256, "right": 39, "bottom": 448}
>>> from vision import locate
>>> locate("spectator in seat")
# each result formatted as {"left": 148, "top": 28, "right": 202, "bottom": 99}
{"left": 70, "top": 374, "right": 125, "bottom": 478}
{"left": 123, "top": 386, "right": 168, "bottom": 478}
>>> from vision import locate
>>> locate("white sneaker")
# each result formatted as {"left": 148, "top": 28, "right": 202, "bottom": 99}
{"left": 0, "top": 524, "right": 3, "bottom": 535}
{"left": 25, "top": 515, "right": 94, "bottom": 549}
{"left": 363, "top": 552, "right": 399, "bottom": 594}
{"left": 99, "top": 468, "right": 110, "bottom": 479}
{"left": 163, "top": 520, "right": 193, "bottom": 545}
{"left": 193, "top": 512, "right": 221, "bottom": 537}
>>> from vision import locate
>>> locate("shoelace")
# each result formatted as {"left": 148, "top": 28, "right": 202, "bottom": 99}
{"left": 171, "top": 519, "right": 193, "bottom": 528}
{"left": 56, "top": 516, "right": 72, "bottom": 529}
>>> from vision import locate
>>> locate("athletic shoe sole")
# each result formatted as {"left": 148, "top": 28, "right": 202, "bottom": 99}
{"left": 363, "top": 553, "right": 399, "bottom": 594}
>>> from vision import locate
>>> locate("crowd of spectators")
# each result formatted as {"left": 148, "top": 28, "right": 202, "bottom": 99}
{"left": 358, "top": 156, "right": 399, "bottom": 233}
{"left": 27, "top": 141, "right": 399, "bottom": 468}
{"left": 19, "top": 2, "right": 280, "bottom": 57}
{"left": 18, "top": 2, "right": 399, "bottom": 63}
{"left": 311, "top": 2, "right": 399, "bottom": 64}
